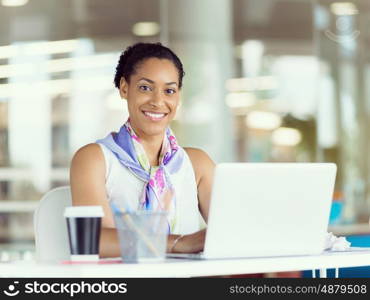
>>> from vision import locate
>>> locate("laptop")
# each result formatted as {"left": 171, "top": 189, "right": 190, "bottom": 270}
{"left": 167, "top": 163, "right": 337, "bottom": 260}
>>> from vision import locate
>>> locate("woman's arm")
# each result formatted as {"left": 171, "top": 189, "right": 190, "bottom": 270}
{"left": 70, "top": 143, "right": 119, "bottom": 257}
{"left": 167, "top": 147, "right": 215, "bottom": 253}
{"left": 184, "top": 147, "right": 215, "bottom": 222}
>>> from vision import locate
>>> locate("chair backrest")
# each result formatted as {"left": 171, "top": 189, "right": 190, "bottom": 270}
{"left": 33, "top": 186, "right": 72, "bottom": 263}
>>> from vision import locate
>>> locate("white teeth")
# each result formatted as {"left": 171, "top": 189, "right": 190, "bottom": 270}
{"left": 144, "top": 111, "right": 165, "bottom": 119}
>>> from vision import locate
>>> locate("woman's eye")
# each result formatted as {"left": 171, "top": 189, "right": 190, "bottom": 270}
{"left": 139, "top": 85, "right": 151, "bottom": 91}
{"left": 166, "top": 89, "right": 176, "bottom": 94}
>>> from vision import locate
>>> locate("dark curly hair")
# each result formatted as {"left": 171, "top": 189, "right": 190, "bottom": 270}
{"left": 114, "top": 42, "right": 185, "bottom": 89}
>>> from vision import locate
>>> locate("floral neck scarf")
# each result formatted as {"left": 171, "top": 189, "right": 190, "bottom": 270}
{"left": 97, "top": 119, "right": 184, "bottom": 232}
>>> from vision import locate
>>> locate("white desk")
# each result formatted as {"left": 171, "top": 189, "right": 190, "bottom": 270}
{"left": 1, "top": 250, "right": 370, "bottom": 278}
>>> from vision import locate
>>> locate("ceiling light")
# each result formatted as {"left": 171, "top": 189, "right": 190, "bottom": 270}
{"left": 0, "top": 39, "right": 79, "bottom": 59}
{"left": 226, "top": 92, "right": 256, "bottom": 108}
{"left": 225, "top": 76, "right": 278, "bottom": 92}
{"left": 132, "top": 22, "right": 160, "bottom": 37}
{"left": 0, "top": 76, "right": 113, "bottom": 98}
{"left": 272, "top": 127, "right": 302, "bottom": 146}
{"left": 245, "top": 111, "right": 282, "bottom": 131}
{"left": 330, "top": 2, "right": 358, "bottom": 16}
{"left": 0, "top": 53, "right": 118, "bottom": 79}
{"left": 25, "top": 39, "right": 79, "bottom": 55}
{"left": 2, "top": 0, "right": 28, "bottom": 6}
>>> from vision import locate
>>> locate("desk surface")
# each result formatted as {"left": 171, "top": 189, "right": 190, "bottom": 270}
{"left": 1, "top": 249, "right": 370, "bottom": 278}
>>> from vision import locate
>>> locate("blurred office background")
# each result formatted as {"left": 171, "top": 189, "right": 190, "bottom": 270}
{"left": 0, "top": 0, "right": 369, "bottom": 275}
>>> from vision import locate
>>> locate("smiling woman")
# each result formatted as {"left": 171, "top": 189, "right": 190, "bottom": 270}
{"left": 69, "top": 43, "right": 215, "bottom": 258}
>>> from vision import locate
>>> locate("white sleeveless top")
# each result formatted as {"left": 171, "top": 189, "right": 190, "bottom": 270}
{"left": 97, "top": 143, "right": 202, "bottom": 235}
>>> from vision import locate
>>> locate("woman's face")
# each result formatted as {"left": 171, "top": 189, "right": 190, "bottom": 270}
{"left": 119, "top": 57, "right": 180, "bottom": 138}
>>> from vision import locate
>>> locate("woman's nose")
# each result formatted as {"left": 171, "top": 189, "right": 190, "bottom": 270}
{"left": 149, "top": 90, "right": 165, "bottom": 107}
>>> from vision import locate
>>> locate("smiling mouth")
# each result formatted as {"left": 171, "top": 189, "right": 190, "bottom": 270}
{"left": 142, "top": 111, "right": 168, "bottom": 121}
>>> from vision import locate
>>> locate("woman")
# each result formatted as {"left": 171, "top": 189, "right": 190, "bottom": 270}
{"left": 70, "top": 42, "right": 215, "bottom": 258}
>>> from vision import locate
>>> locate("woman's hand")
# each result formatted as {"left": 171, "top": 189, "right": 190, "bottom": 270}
{"left": 170, "top": 229, "right": 207, "bottom": 253}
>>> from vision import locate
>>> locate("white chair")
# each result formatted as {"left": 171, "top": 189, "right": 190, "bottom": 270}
{"left": 33, "top": 186, "right": 72, "bottom": 263}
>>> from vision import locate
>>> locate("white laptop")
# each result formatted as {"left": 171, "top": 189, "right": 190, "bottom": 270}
{"left": 167, "top": 163, "right": 337, "bottom": 260}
